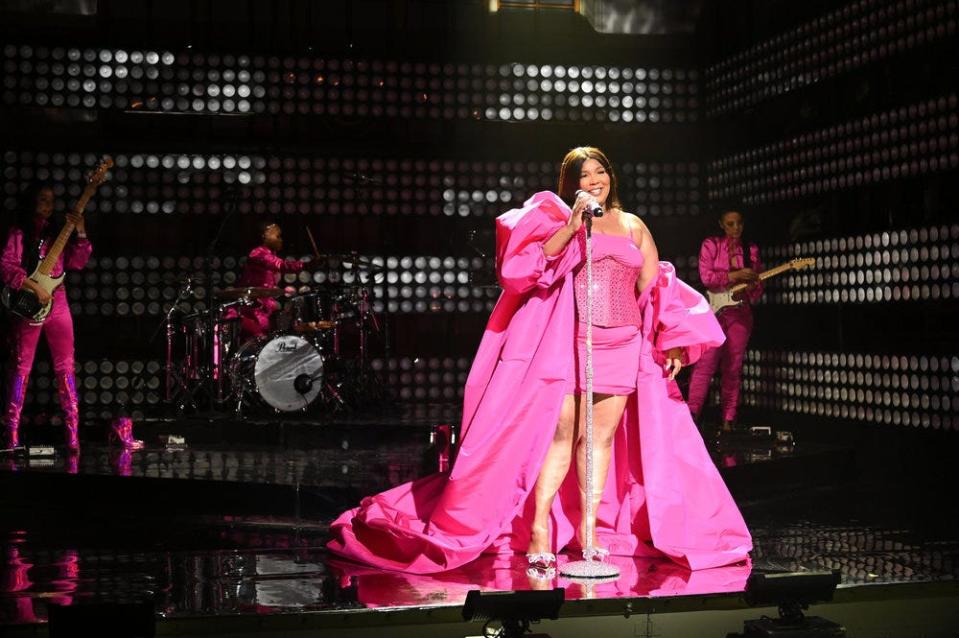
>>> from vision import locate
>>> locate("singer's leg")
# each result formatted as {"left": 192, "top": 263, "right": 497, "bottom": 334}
{"left": 575, "top": 393, "right": 628, "bottom": 551}
{"left": 528, "top": 394, "right": 578, "bottom": 557}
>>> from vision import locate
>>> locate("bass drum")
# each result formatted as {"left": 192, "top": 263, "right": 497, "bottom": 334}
{"left": 231, "top": 333, "right": 324, "bottom": 411}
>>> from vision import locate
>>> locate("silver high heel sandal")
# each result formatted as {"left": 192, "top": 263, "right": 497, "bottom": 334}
{"left": 526, "top": 565, "right": 557, "bottom": 581}
{"left": 526, "top": 551, "right": 556, "bottom": 568}
{"left": 583, "top": 546, "right": 610, "bottom": 562}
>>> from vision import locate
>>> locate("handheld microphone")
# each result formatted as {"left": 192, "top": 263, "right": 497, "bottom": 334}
{"left": 575, "top": 190, "right": 604, "bottom": 217}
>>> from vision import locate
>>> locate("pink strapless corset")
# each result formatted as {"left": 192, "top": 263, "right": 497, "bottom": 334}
{"left": 574, "top": 233, "right": 644, "bottom": 327}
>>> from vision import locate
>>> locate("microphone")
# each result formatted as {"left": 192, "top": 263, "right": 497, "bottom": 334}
{"left": 575, "top": 190, "right": 604, "bottom": 217}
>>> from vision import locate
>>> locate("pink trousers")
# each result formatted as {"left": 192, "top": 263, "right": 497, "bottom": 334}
{"left": 686, "top": 305, "right": 753, "bottom": 422}
{"left": 9, "top": 292, "right": 76, "bottom": 377}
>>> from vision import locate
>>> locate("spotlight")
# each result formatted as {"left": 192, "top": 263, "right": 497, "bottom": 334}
{"left": 462, "top": 588, "right": 564, "bottom": 638}
{"left": 729, "top": 571, "right": 843, "bottom": 637}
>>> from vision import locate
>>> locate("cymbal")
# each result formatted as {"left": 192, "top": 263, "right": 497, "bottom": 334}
{"left": 215, "top": 286, "right": 283, "bottom": 300}
{"left": 343, "top": 261, "right": 385, "bottom": 272}
{"left": 290, "top": 281, "right": 371, "bottom": 293}
{"left": 293, "top": 320, "right": 335, "bottom": 333}
{"left": 318, "top": 253, "right": 386, "bottom": 272}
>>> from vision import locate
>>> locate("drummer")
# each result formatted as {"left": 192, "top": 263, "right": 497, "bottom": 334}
{"left": 233, "top": 221, "right": 310, "bottom": 340}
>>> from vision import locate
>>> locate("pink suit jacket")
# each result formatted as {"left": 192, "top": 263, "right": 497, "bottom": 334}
{"left": 698, "top": 236, "right": 763, "bottom": 304}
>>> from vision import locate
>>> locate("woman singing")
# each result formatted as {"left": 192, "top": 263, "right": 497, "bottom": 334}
{"left": 686, "top": 209, "right": 763, "bottom": 434}
{"left": 328, "top": 148, "right": 751, "bottom": 574}
{"left": 1, "top": 183, "right": 91, "bottom": 452}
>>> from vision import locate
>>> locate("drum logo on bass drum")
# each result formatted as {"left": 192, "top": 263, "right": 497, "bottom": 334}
{"left": 275, "top": 342, "right": 299, "bottom": 353}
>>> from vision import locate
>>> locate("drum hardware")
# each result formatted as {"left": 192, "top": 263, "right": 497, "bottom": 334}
{"left": 319, "top": 377, "right": 349, "bottom": 412}
{"left": 90, "top": 274, "right": 200, "bottom": 419}
{"left": 164, "top": 277, "right": 217, "bottom": 412}
{"left": 293, "top": 371, "right": 321, "bottom": 395}
{"left": 230, "top": 333, "right": 325, "bottom": 415}
{"left": 164, "top": 248, "right": 396, "bottom": 418}
{"left": 215, "top": 286, "right": 284, "bottom": 301}
{"left": 306, "top": 226, "right": 389, "bottom": 410}
{"left": 164, "top": 278, "right": 251, "bottom": 414}
{"left": 194, "top": 183, "right": 241, "bottom": 415}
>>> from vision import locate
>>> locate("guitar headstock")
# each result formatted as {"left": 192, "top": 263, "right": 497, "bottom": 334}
{"left": 86, "top": 157, "right": 114, "bottom": 188}
{"left": 790, "top": 257, "right": 816, "bottom": 270}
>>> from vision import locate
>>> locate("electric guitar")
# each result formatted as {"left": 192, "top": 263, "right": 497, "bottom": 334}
{"left": 707, "top": 257, "right": 815, "bottom": 314}
{"left": 2, "top": 157, "right": 112, "bottom": 322}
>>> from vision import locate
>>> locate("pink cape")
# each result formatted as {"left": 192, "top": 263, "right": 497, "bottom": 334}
{"left": 328, "top": 192, "right": 752, "bottom": 573}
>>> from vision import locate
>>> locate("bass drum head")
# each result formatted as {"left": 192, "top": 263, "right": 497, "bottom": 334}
{"left": 253, "top": 334, "right": 323, "bottom": 411}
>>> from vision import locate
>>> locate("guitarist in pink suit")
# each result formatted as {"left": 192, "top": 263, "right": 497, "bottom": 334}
{"left": 686, "top": 209, "right": 763, "bottom": 434}
{"left": 1, "top": 183, "right": 91, "bottom": 451}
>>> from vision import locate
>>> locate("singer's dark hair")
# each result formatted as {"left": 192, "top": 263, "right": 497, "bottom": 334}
{"left": 557, "top": 146, "right": 621, "bottom": 212}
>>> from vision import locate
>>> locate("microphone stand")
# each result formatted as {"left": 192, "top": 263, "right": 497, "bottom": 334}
{"left": 200, "top": 185, "right": 240, "bottom": 415}
{"left": 561, "top": 205, "right": 620, "bottom": 579}
{"left": 117, "top": 277, "right": 196, "bottom": 421}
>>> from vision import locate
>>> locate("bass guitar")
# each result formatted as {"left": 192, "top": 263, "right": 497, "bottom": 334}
{"left": 2, "top": 157, "right": 112, "bottom": 322}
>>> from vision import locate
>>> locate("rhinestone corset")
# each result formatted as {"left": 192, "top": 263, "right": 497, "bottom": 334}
{"left": 574, "top": 234, "right": 644, "bottom": 327}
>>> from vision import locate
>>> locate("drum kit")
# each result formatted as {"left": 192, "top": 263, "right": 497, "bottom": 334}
{"left": 164, "top": 256, "right": 389, "bottom": 417}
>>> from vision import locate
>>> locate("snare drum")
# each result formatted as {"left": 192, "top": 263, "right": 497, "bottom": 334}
{"left": 230, "top": 333, "right": 324, "bottom": 411}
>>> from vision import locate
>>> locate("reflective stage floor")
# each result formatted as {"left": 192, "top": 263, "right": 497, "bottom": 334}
{"left": 1, "top": 407, "right": 957, "bottom": 636}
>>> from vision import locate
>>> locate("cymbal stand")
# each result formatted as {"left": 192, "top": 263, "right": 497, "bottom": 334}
{"left": 165, "top": 310, "right": 197, "bottom": 411}
{"left": 352, "top": 279, "right": 390, "bottom": 406}
{"left": 152, "top": 278, "right": 203, "bottom": 414}
{"left": 199, "top": 186, "right": 239, "bottom": 414}
{"left": 213, "top": 298, "right": 247, "bottom": 404}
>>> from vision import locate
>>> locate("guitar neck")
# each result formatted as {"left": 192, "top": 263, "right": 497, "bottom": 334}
{"left": 36, "top": 188, "right": 93, "bottom": 276}
{"left": 756, "top": 262, "right": 793, "bottom": 281}
{"left": 728, "top": 262, "right": 793, "bottom": 293}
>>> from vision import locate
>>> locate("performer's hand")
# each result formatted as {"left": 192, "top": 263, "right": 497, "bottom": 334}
{"left": 664, "top": 347, "right": 683, "bottom": 380}
{"left": 733, "top": 280, "right": 759, "bottom": 301}
{"left": 24, "top": 280, "right": 51, "bottom": 305}
{"left": 66, "top": 210, "right": 85, "bottom": 234}
{"left": 729, "top": 268, "right": 756, "bottom": 283}
{"left": 567, "top": 191, "right": 594, "bottom": 232}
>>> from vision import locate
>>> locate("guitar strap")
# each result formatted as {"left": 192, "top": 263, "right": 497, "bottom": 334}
{"left": 26, "top": 237, "right": 44, "bottom": 271}
{"left": 17, "top": 223, "right": 51, "bottom": 273}
{"left": 743, "top": 244, "right": 759, "bottom": 272}
{"left": 727, "top": 239, "right": 755, "bottom": 272}
{"left": 730, "top": 241, "right": 758, "bottom": 272}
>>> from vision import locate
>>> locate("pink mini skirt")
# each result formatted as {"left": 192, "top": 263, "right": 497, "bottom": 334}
{"left": 568, "top": 321, "right": 643, "bottom": 396}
